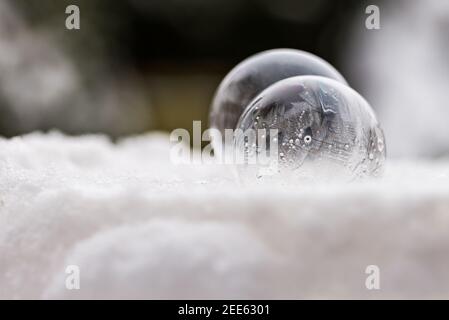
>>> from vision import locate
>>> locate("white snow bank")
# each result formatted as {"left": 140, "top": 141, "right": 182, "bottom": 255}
{"left": 1, "top": 132, "right": 449, "bottom": 299}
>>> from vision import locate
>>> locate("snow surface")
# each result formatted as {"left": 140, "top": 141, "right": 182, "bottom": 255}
{"left": 1, "top": 132, "right": 449, "bottom": 299}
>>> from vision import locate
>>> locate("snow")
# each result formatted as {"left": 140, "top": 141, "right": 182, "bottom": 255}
{"left": 1, "top": 132, "right": 449, "bottom": 299}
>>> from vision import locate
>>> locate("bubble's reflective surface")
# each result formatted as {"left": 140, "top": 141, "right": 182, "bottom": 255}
{"left": 209, "top": 49, "right": 347, "bottom": 155}
{"left": 235, "top": 76, "right": 386, "bottom": 182}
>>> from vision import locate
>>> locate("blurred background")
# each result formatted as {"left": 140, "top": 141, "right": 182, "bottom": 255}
{"left": 1, "top": 0, "right": 448, "bottom": 157}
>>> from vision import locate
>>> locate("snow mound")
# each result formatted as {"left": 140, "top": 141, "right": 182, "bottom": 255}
{"left": 1, "top": 132, "right": 449, "bottom": 299}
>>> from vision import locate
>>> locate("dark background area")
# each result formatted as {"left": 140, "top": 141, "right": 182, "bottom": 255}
{"left": 0, "top": 0, "right": 377, "bottom": 138}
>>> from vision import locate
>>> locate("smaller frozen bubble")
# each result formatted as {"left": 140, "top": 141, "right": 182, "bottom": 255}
{"left": 209, "top": 49, "right": 347, "bottom": 157}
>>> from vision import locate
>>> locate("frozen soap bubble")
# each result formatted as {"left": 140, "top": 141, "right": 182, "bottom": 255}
{"left": 234, "top": 76, "right": 386, "bottom": 183}
{"left": 209, "top": 49, "right": 347, "bottom": 156}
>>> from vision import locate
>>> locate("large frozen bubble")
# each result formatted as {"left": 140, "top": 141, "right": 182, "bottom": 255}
{"left": 234, "top": 76, "right": 386, "bottom": 183}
